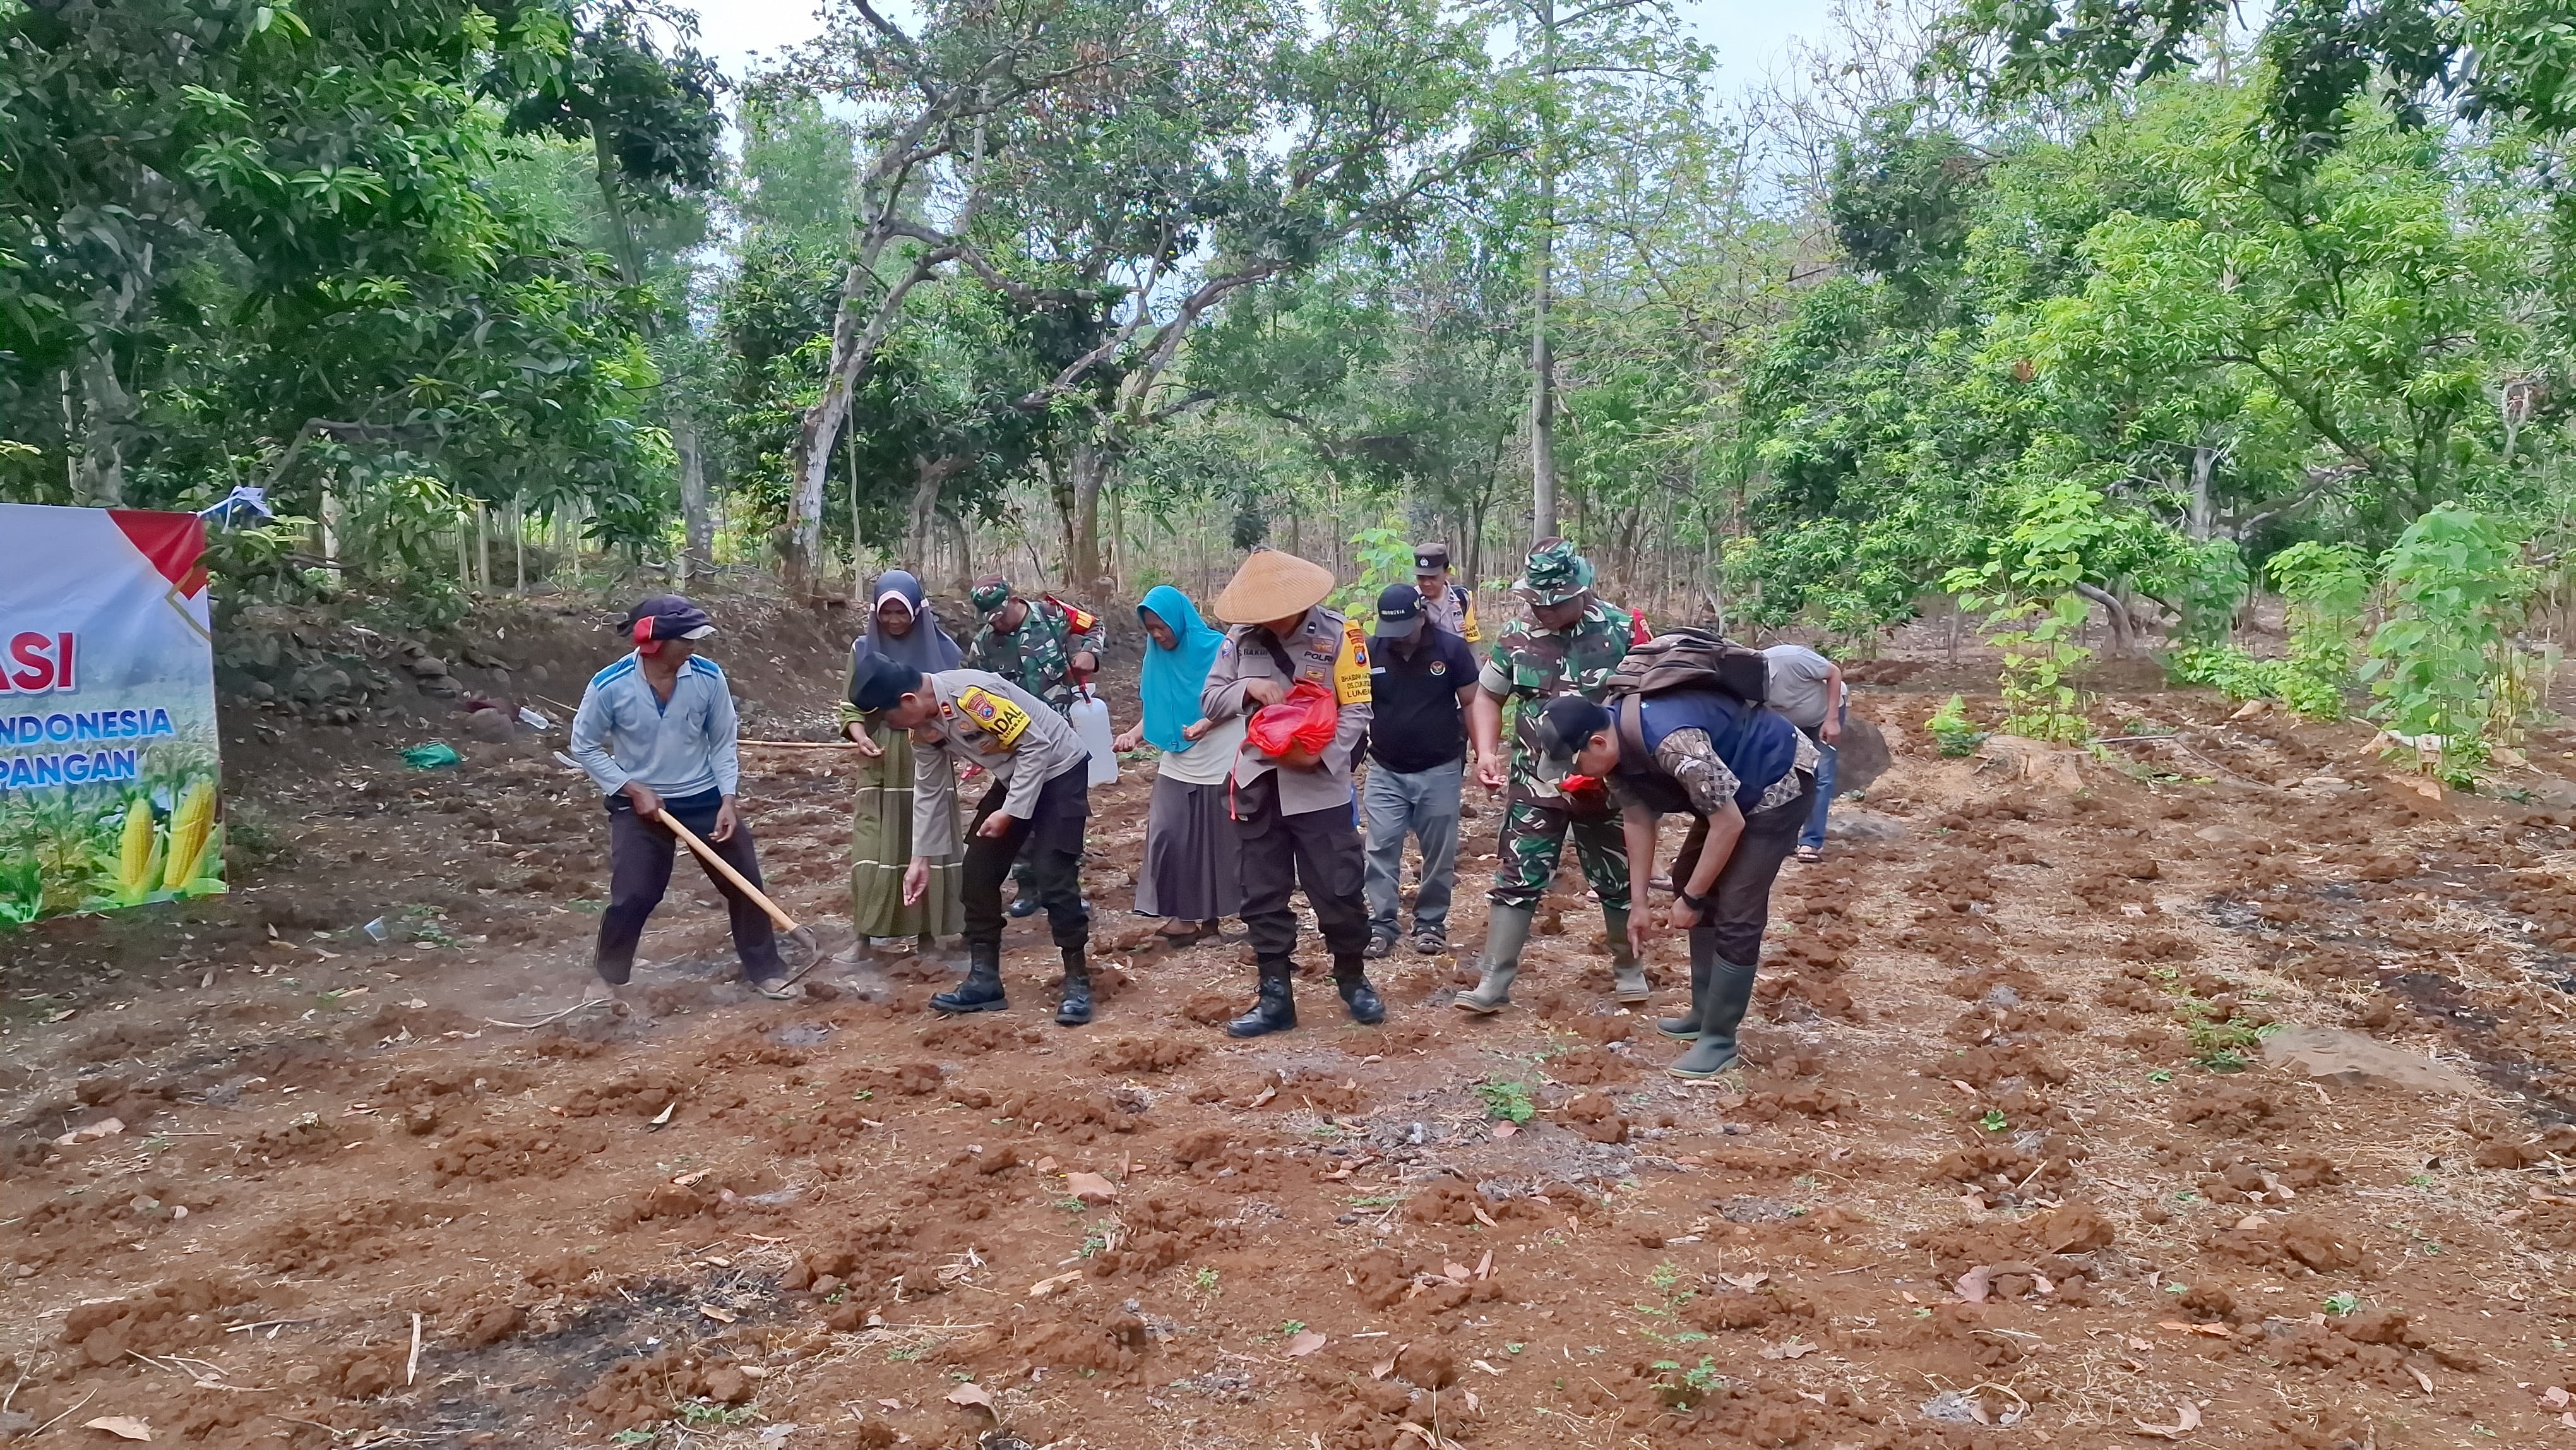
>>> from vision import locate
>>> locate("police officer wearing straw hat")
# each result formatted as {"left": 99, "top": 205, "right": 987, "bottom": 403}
{"left": 1199, "top": 548, "right": 1385, "bottom": 1036}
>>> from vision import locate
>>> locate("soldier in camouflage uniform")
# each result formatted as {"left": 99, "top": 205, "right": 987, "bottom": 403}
{"left": 1457, "top": 539, "right": 1650, "bottom": 1014}
{"left": 965, "top": 576, "right": 1102, "bottom": 716}
{"left": 965, "top": 576, "right": 1104, "bottom": 914}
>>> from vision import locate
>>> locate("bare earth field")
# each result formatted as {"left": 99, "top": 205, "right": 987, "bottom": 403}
{"left": 6, "top": 594, "right": 2576, "bottom": 1449}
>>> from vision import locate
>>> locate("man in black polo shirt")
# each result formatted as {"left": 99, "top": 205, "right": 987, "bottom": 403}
{"left": 1361, "top": 584, "right": 1481, "bottom": 957}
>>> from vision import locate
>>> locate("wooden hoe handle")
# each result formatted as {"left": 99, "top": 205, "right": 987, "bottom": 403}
{"left": 654, "top": 809, "right": 802, "bottom": 935}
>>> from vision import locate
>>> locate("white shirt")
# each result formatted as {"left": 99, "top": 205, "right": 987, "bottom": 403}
{"left": 1155, "top": 712, "right": 1249, "bottom": 788}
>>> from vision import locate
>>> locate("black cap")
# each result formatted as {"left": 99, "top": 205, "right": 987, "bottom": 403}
{"left": 624, "top": 594, "right": 716, "bottom": 641}
{"left": 1532, "top": 695, "right": 1614, "bottom": 778}
{"left": 848, "top": 651, "right": 927, "bottom": 717}
{"left": 1414, "top": 542, "right": 1450, "bottom": 575}
{"left": 1375, "top": 583, "right": 1425, "bottom": 638}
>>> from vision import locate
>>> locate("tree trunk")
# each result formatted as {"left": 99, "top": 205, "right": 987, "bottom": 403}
{"left": 2073, "top": 581, "right": 2135, "bottom": 657}
{"left": 2187, "top": 445, "right": 2217, "bottom": 541}
{"left": 847, "top": 419, "right": 868, "bottom": 604}
{"left": 74, "top": 341, "right": 132, "bottom": 506}
{"left": 905, "top": 455, "right": 967, "bottom": 572}
{"left": 1527, "top": 0, "right": 1559, "bottom": 546}
{"left": 785, "top": 247, "right": 944, "bottom": 596}
{"left": 675, "top": 415, "right": 711, "bottom": 585}
{"left": 1065, "top": 439, "right": 1112, "bottom": 596}
{"left": 946, "top": 513, "right": 972, "bottom": 597}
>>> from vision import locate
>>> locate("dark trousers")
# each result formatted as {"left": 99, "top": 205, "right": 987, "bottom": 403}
{"left": 963, "top": 768, "right": 1090, "bottom": 951}
{"left": 598, "top": 789, "right": 781, "bottom": 984}
{"left": 1236, "top": 776, "right": 1370, "bottom": 963}
{"left": 1670, "top": 775, "right": 1815, "bottom": 966}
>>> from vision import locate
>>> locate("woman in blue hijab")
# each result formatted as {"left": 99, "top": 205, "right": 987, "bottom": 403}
{"left": 838, "top": 570, "right": 965, "bottom": 956}
{"left": 1112, "top": 585, "right": 1244, "bottom": 944}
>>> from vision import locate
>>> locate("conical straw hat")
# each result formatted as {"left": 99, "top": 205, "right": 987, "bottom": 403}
{"left": 1212, "top": 548, "right": 1335, "bottom": 625}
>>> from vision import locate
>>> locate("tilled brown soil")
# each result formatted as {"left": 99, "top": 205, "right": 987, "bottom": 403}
{"left": 6, "top": 604, "right": 2576, "bottom": 1449}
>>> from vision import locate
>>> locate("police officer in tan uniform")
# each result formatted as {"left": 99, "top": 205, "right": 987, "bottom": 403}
{"left": 849, "top": 653, "right": 1098, "bottom": 1025}
{"left": 1199, "top": 548, "right": 1383, "bottom": 1036}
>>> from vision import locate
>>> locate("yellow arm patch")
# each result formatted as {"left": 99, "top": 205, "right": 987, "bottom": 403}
{"left": 1461, "top": 595, "right": 1481, "bottom": 644}
{"left": 956, "top": 686, "right": 1032, "bottom": 749}
{"left": 1335, "top": 620, "right": 1373, "bottom": 706}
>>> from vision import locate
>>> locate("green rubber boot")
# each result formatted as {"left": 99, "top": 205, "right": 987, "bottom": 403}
{"left": 1604, "top": 906, "right": 1649, "bottom": 1004}
{"left": 1669, "top": 932, "right": 1758, "bottom": 1081}
{"left": 1656, "top": 942, "right": 1712, "bottom": 1041}
{"left": 1455, "top": 904, "right": 1534, "bottom": 1015}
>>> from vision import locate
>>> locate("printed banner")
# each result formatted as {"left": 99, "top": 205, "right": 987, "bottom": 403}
{"left": 0, "top": 504, "right": 223, "bottom": 923}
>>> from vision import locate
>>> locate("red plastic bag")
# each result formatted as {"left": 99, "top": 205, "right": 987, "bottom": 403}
{"left": 1246, "top": 679, "right": 1339, "bottom": 758}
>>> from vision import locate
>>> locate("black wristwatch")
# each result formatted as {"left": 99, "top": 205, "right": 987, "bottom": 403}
{"left": 1676, "top": 888, "right": 1708, "bottom": 911}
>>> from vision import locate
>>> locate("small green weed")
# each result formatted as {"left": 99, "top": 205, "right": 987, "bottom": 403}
{"left": 1475, "top": 1078, "right": 1537, "bottom": 1123}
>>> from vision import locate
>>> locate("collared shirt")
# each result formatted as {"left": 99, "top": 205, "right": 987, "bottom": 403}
{"left": 1202, "top": 606, "right": 1373, "bottom": 813}
{"left": 1616, "top": 727, "right": 1820, "bottom": 817}
{"left": 966, "top": 597, "right": 1102, "bottom": 715}
{"left": 1366, "top": 625, "right": 1477, "bottom": 774}
{"left": 1418, "top": 582, "right": 1479, "bottom": 644}
{"left": 909, "top": 669, "right": 1092, "bottom": 856}
{"left": 1477, "top": 594, "right": 1642, "bottom": 803}
{"left": 569, "top": 652, "right": 741, "bottom": 800}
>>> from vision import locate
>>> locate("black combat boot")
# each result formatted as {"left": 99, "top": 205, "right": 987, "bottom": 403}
{"left": 931, "top": 941, "right": 1008, "bottom": 1014}
{"left": 1333, "top": 955, "right": 1386, "bottom": 1026}
{"left": 1225, "top": 959, "right": 1297, "bottom": 1038}
{"left": 1055, "top": 947, "right": 1094, "bottom": 1027}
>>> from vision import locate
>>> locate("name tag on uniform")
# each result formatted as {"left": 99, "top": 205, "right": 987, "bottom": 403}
{"left": 957, "top": 686, "right": 1030, "bottom": 749}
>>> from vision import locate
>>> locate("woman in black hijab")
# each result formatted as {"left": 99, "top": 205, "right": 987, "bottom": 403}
{"left": 838, "top": 571, "right": 963, "bottom": 954}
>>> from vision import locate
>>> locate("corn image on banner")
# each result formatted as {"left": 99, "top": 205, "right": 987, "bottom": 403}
{"left": 0, "top": 503, "right": 223, "bottom": 923}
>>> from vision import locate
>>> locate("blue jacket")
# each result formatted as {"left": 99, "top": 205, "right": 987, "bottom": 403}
{"left": 1614, "top": 689, "right": 1801, "bottom": 813}
{"left": 569, "top": 652, "right": 741, "bottom": 800}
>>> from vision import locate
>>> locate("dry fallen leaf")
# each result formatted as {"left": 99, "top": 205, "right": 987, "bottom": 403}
{"left": 696, "top": 1305, "right": 736, "bottom": 1324}
{"left": 670, "top": 1170, "right": 710, "bottom": 1188}
{"left": 1760, "top": 1339, "right": 1819, "bottom": 1360}
{"left": 1470, "top": 1358, "right": 1502, "bottom": 1376}
{"left": 1371, "top": 1342, "right": 1408, "bottom": 1381}
{"left": 2545, "top": 1386, "right": 2572, "bottom": 1410}
{"left": 1953, "top": 1266, "right": 1993, "bottom": 1303}
{"left": 1474, "top": 1249, "right": 1493, "bottom": 1280}
{"left": 2408, "top": 1365, "right": 2435, "bottom": 1394}
{"left": 2133, "top": 1401, "right": 2202, "bottom": 1440}
{"left": 1248, "top": 1086, "right": 1278, "bottom": 1108}
{"left": 1285, "top": 1331, "right": 1327, "bottom": 1357}
{"left": 2127, "top": 1336, "right": 2154, "bottom": 1351}
{"left": 946, "top": 1382, "right": 994, "bottom": 1410}
{"left": 1721, "top": 1273, "right": 1769, "bottom": 1291}
{"left": 2157, "top": 1321, "right": 2230, "bottom": 1338}
{"left": 1491, "top": 1121, "right": 1517, "bottom": 1139}
{"left": 1030, "top": 1271, "right": 1085, "bottom": 1298}
{"left": 1035, "top": 1156, "right": 1061, "bottom": 1174}
{"left": 877, "top": 1398, "right": 903, "bottom": 1411}
{"left": 53, "top": 1118, "right": 125, "bottom": 1147}
{"left": 648, "top": 1101, "right": 675, "bottom": 1129}
{"left": 1064, "top": 1171, "right": 1119, "bottom": 1204}
{"left": 83, "top": 1418, "right": 153, "bottom": 1442}
{"left": 1443, "top": 1261, "right": 1472, "bottom": 1283}
{"left": 1469, "top": 1204, "right": 1498, "bottom": 1228}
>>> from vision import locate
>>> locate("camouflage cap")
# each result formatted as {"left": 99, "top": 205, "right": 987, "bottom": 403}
{"left": 969, "top": 575, "right": 1014, "bottom": 615}
{"left": 1512, "top": 537, "right": 1595, "bottom": 606}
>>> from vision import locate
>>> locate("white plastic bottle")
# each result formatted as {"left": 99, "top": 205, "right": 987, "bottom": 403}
{"left": 1071, "top": 683, "right": 1119, "bottom": 785}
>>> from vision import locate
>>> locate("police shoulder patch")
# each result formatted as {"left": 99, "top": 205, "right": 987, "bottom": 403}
{"left": 956, "top": 686, "right": 1032, "bottom": 749}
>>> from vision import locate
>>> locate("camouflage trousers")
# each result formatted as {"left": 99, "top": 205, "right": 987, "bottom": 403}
{"left": 1486, "top": 796, "right": 1630, "bottom": 914}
